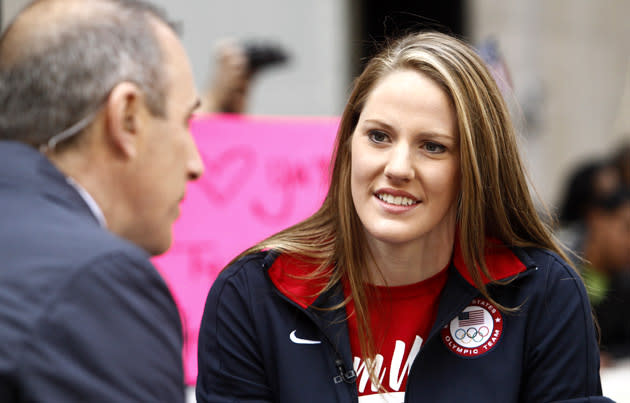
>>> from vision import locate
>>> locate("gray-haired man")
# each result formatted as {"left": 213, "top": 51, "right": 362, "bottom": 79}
{"left": 0, "top": 0, "right": 204, "bottom": 401}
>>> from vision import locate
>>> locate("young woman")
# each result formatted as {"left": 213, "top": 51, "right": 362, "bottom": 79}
{"left": 196, "top": 32, "right": 611, "bottom": 402}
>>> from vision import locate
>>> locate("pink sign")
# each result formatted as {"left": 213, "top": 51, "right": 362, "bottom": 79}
{"left": 152, "top": 114, "right": 339, "bottom": 385}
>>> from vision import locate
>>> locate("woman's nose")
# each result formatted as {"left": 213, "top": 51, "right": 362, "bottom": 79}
{"left": 384, "top": 144, "right": 414, "bottom": 182}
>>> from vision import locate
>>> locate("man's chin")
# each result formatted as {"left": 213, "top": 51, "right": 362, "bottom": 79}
{"left": 142, "top": 233, "right": 173, "bottom": 257}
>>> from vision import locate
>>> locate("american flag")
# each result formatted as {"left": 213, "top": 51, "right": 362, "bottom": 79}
{"left": 458, "top": 309, "right": 485, "bottom": 327}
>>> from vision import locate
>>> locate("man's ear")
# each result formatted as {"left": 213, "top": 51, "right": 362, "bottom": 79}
{"left": 104, "top": 82, "right": 147, "bottom": 159}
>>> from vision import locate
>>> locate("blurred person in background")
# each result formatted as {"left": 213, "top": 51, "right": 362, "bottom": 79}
{"left": 582, "top": 187, "right": 630, "bottom": 365}
{"left": 557, "top": 159, "right": 622, "bottom": 253}
{"left": 0, "top": 0, "right": 203, "bottom": 401}
{"left": 558, "top": 156, "right": 630, "bottom": 366}
{"left": 196, "top": 31, "right": 610, "bottom": 402}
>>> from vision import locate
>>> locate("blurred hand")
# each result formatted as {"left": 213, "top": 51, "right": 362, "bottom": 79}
{"left": 202, "top": 40, "right": 251, "bottom": 114}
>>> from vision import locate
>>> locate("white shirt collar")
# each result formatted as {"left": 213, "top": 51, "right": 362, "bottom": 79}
{"left": 65, "top": 177, "right": 107, "bottom": 228}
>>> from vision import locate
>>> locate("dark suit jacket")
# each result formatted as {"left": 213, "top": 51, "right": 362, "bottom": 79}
{"left": 0, "top": 141, "right": 185, "bottom": 402}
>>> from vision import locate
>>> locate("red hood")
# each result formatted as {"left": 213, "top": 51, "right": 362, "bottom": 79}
{"left": 268, "top": 254, "right": 330, "bottom": 309}
{"left": 268, "top": 239, "right": 527, "bottom": 308}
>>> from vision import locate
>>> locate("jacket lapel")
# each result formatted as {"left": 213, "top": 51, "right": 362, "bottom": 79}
{"left": 426, "top": 263, "right": 480, "bottom": 343}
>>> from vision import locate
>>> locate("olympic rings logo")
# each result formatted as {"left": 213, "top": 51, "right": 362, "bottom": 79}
{"left": 441, "top": 298, "right": 504, "bottom": 358}
{"left": 454, "top": 326, "right": 489, "bottom": 344}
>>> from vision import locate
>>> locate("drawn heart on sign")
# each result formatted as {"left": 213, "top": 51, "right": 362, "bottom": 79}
{"left": 194, "top": 146, "right": 256, "bottom": 205}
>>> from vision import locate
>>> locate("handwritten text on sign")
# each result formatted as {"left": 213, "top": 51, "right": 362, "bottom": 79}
{"left": 152, "top": 115, "right": 338, "bottom": 385}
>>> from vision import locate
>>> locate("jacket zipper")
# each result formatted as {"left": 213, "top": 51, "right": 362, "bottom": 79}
{"left": 264, "top": 269, "right": 359, "bottom": 401}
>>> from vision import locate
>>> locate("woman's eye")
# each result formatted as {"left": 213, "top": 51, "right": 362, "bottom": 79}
{"left": 368, "top": 130, "right": 388, "bottom": 143}
{"left": 424, "top": 142, "right": 446, "bottom": 153}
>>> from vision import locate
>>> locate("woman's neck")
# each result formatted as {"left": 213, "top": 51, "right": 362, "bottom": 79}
{"left": 366, "top": 230, "right": 455, "bottom": 286}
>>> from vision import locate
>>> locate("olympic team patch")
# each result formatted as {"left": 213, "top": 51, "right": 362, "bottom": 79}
{"left": 441, "top": 298, "right": 503, "bottom": 358}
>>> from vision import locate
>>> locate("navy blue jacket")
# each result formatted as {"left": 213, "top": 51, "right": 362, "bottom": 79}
{"left": 197, "top": 243, "right": 613, "bottom": 402}
{"left": 0, "top": 141, "right": 185, "bottom": 402}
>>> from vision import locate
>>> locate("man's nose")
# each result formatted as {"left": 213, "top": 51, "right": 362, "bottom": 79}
{"left": 187, "top": 136, "right": 205, "bottom": 181}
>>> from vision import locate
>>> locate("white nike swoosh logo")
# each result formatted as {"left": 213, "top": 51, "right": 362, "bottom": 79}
{"left": 289, "top": 329, "right": 321, "bottom": 345}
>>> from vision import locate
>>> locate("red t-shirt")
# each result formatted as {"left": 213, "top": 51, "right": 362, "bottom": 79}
{"left": 344, "top": 267, "right": 448, "bottom": 402}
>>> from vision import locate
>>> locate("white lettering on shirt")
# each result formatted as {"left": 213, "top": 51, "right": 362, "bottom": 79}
{"left": 353, "top": 335, "right": 423, "bottom": 394}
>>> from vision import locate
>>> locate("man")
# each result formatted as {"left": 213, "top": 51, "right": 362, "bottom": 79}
{"left": 0, "top": 0, "right": 203, "bottom": 401}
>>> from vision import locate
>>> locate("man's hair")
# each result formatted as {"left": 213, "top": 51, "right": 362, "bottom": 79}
{"left": 0, "top": 0, "right": 178, "bottom": 147}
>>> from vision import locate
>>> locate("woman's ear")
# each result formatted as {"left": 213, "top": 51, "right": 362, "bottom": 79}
{"left": 104, "top": 82, "right": 146, "bottom": 159}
